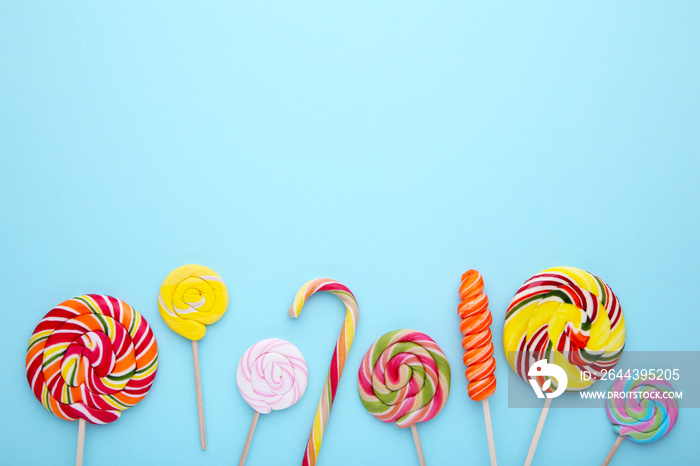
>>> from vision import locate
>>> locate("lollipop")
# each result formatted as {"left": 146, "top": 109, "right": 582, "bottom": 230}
{"left": 602, "top": 376, "right": 679, "bottom": 465}
{"left": 158, "top": 264, "right": 229, "bottom": 449}
{"left": 236, "top": 338, "right": 308, "bottom": 466}
{"left": 287, "top": 278, "right": 359, "bottom": 466}
{"left": 503, "top": 266, "right": 625, "bottom": 466}
{"left": 358, "top": 329, "right": 451, "bottom": 466}
{"left": 26, "top": 295, "right": 159, "bottom": 465}
{"left": 458, "top": 270, "right": 497, "bottom": 466}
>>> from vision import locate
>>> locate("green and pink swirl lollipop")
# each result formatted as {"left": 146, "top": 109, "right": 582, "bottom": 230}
{"left": 358, "top": 329, "right": 451, "bottom": 466}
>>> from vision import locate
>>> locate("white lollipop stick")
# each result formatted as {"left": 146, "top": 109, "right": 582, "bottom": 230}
{"left": 239, "top": 412, "right": 260, "bottom": 466}
{"left": 192, "top": 340, "right": 206, "bottom": 449}
{"left": 76, "top": 419, "right": 86, "bottom": 466}
{"left": 525, "top": 397, "right": 552, "bottom": 466}
{"left": 482, "top": 398, "right": 497, "bottom": 466}
{"left": 601, "top": 435, "right": 624, "bottom": 466}
{"left": 410, "top": 424, "right": 426, "bottom": 466}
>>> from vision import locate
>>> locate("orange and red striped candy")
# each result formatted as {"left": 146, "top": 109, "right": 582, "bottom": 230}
{"left": 458, "top": 270, "right": 496, "bottom": 401}
{"left": 26, "top": 295, "right": 159, "bottom": 424}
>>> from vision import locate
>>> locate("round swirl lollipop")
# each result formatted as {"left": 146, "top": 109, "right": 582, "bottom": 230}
{"left": 358, "top": 329, "right": 451, "bottom": 466}
{"left": 158, "top": 264, "right": 228, "bottom": 340}
{"left": 26, "top": 295, "right": 159, "bottom": 465}
{"left": 236, "top": 339, "right": 308, "bottom": 465}
{"left": 503, "top": 266, "right": 626, "bottom": 466}
{"left": 158, "top": 264, "right": 229, "bottom": 449}
{"left": 602, "top": 376, "right": 679, "bottom": 465}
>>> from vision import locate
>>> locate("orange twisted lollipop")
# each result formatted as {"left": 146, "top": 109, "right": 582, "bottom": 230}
{"left": 459, "top": 270, "right": 496, "bottom": 401}
{"left": 458, "top": 269, "right": 498, "bottom": 466}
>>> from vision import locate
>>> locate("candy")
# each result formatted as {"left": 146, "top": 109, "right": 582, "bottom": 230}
{"left": 236, "top": 338, "right": 308, "bottom": 414}
{"left": 606, "top": 376, "right": 679, "bottom": 443}
{"left": 458, "top": 270, "right": 498, "bottom": 466}
{"left": 459, "top": 270, "right": 496, "bottom": 401}
{"left": 288, "top": 278, "right": 359, "bottom": 466}
{"left": 358, "top": 329, "right": 451, "bottom": 428}
{"left": 236, "top": 339, "right": 309, "bottom": 466}
{"left": 25, "top": 295, "right": 159, "bottom": 425}
{"left": 503, "top": 266, "right": 626, "bottom": 392}
{"left": 159, "top": 264, "right": 229, "bottom": 449}
{"left": 158, "top": 264, "right": 229, "bottom": 341}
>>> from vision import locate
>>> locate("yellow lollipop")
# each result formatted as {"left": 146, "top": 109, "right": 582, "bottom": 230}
{"left": 159, "top": 264, "right": 229, "bottom": 450}
{"left": 158, "top": 264, "right": 229, "bottom": 340}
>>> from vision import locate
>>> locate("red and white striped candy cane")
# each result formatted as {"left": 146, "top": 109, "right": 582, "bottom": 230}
{"left": 288, "top": 278, "right": 359, "bottom": 466}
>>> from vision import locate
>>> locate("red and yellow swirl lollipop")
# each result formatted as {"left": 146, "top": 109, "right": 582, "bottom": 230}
{"left": 26, "top": 295, "right": 159, "bottom": 465}
{"left": 503, "top": 266, "right": 626, "bottom": 465}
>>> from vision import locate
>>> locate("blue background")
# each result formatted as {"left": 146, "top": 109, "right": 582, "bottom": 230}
{"left": 1, "top": 2, "right": 698, "bottom": 465}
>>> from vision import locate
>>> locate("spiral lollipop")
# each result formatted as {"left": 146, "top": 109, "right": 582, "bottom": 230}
{"left": 26, "top": 295, "right": 159, "bottom": 466}
{"left": 503, "top": 266, "right": 626, "bottom": 466}
{"left": 158, "top": 264, "right": 229, "bottom": 449}
{"left": 158, "top": 264, "right": 228, "bottom": 340}
{"left": 458, "top": 270, "right": 497, "bottom": 465}
{"left": 236, "top": 339, "right": 308, "bottom": 465}
{"left": 358, "top": 329, "right": 451, "bottom": 466}
{"left": 602, "top": 376, "right": 679, "bottom": 465}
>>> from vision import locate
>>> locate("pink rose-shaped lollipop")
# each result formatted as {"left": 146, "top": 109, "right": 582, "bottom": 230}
{"left": 236, "top": 339, "right": 308, "bottom": 465}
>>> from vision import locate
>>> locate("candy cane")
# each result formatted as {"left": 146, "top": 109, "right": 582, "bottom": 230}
{"left": 288, "top": 279, "right": 359, "bottom": 466}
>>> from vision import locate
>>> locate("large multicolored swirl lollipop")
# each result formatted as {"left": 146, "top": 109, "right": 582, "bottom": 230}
{"left": 26, "top": 295, "right": 159, "bottom": 465}
{"left": 236, "top": 339, "right": 308, "bottom": 465}
{"left": 158, "top": 264, "right": 229, "bottom": 449}
{"left": 602, "top": 376, "right": 679, "bottom": 465}
{"left": 358, "top": 329, "right": 451, "bottom": 466}
{"left": 503, "top": 266, "right": 626, "bottom": 465}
